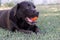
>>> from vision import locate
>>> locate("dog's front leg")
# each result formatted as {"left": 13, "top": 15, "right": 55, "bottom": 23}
{"left": 18, "top": 29, "right": 33, "bottom": 34}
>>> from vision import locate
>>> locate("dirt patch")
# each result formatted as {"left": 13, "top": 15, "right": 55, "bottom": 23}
{"left": 0, "top": 7, "right": 11, "bottom": 10}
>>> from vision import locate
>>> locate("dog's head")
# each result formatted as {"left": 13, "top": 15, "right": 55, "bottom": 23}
{"left": 10, "top": 1, "right": 39, "bottom": 25}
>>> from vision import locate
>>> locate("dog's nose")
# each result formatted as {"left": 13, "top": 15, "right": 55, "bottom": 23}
{"left": 33, "top": 10, "right": 39, "bottom": 14}
{"left": 37, "top": 12, "right": 39, "bottom": 14}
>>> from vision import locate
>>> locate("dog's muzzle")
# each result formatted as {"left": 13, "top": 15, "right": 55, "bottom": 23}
{"left": 25, "top": 17, "right": 38, "bottom": 25}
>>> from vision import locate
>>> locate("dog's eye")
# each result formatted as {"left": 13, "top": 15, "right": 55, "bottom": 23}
{"left": 28, "top": 4, "right": 30, "bottom": 6}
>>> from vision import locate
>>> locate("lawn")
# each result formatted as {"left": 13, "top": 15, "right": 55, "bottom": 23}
{"left": 0, "top": 5, "right": 60, "bottom": 40}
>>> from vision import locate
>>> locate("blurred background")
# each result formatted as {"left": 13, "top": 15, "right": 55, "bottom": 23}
{"left": 0, "top": 0, "right": 60, "bottom": 5}
{"left": 0, "top": 0, "right": 60, "bottom": 7}
{"left": 0, "top": 0, "right": 60, "bottom": 40}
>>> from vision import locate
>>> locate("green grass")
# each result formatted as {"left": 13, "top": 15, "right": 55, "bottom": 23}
{"left": 0, "top": 5, "right": 60, "bottom": 40}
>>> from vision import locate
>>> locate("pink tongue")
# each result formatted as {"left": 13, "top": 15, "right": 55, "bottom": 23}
{"left": 26, "top": 17, "right": 33, "bottom": 22}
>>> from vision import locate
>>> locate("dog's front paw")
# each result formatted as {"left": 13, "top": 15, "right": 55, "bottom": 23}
{"left": 35, "top": 28, "right": 42, "bottom": 34}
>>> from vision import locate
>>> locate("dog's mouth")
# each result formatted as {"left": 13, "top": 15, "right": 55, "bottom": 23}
{"left": 25, "top": 17, "right": 38, "bottom": 25}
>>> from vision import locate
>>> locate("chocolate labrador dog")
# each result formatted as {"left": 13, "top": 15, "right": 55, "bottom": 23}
{"left": 0, "top": 1, "right": 40, "bottom": 34}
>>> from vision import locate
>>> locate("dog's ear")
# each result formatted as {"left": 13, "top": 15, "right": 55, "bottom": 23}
{"left": 17, "top": 4, "right": 21, "bottom": 10}
{"left": 10, "top": 3, "right": 21, "bottom": 16}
